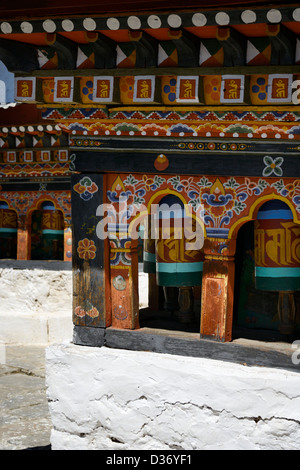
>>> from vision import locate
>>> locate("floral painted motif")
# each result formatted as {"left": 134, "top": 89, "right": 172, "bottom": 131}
{"left": 73, "top": 176, "right": 98, "bottom": 200}
{"left": 109, "top": 236, "right": 132, "bottom": 266}
{"left": 77, "top": 238, "right": 96, "bottom": 260}
{"left": 263, "top": 156, "right": 284, "bottom": 177}
{"left": 62, "top": 118, "right": 300, "bottom": 140}
{"left": 107, "top": 173, "right": 300, "bottom": 241}
{"left": 271, "top": 179, "right": 300, "bottom": 212}
{"left": 107, "top": 174, "right": 166, "bottom": 207}
{"left": 74, "top": 300, "right": 99, "bottom": 318}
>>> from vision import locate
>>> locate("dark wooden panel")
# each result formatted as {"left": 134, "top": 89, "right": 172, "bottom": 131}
{"left": 0, "top": 179, "right": 71, "bottom": 191}
{"left": 71, "top": 172, "right": 107, "bottom": 328}
{"left": 72, "top": 150, "right": 300, "bottom": 178}
{"left": 0, "top": 38, "right": 39, "bottom": 73}
{"left": 71, "top": 137, "right": 300, "bottom": 154}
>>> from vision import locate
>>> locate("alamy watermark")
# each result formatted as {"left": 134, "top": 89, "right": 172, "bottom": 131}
{"left": 96, "top": 198, "right": 205, "bottom": 250}
{"left": 292, "top": 80, "right": 300, "bottom": 104}
{"left": 292, "top": 340, "right": 300, "bottom": 365}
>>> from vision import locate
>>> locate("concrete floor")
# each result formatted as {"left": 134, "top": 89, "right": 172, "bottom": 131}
{"left": 0, "top": 344, "right": 51, "bottom": 450}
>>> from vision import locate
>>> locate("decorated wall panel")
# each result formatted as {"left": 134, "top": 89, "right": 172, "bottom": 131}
{"left": 12, "top": 73, "right": 300, "bottom": 108}
{"left": 103, "top": 172, "right": 300, "bottom": 241}
{"left": 2, "top": 3, "right": 300, "bottom": 342}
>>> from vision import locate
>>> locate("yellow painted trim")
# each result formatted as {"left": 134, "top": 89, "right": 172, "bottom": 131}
{"left": 205, "top": 255, "right": 232, "bottom": 261}
{"left": 0, "top": 198, "right": 18, "bottom": 215}
{"left": 147, "top": 189, "right": 206, "bottom": 236}
{"left": 110, "top": 265, "right": 131, "bottom": 270}
{"left": 147, "top": 188, "right": 187, "bottom": 208}
{"left": 228, "top": 193, "right": 300, "bottom": 239}
{"left": 127, "top": 188, "right": 206, "bottom": 238}
{"left": 110, "top": 248, "right": 131, "bottom": 252}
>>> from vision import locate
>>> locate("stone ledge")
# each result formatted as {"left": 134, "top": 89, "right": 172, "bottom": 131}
{"left": 0, "top": 260, "right": 72, "bottom": 271}
{"left": 73, "top": 325, "right": 300, "bottom": 373}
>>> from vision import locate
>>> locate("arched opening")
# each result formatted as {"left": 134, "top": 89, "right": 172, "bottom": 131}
{"left": 0, "top": 202, "right": 17, "bottom": 259}
{"left": 138, "top": 193, "right": 204, "bottom": 333}
{"left": 233, "top": 199, "right": 300, "bottom": 341}
{"left": 31, "top": 201, "right": 64, "bottom": 260}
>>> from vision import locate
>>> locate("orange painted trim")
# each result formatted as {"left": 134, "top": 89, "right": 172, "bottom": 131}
{"left": 228, "top": 193, "right": 300, "bottom": 239}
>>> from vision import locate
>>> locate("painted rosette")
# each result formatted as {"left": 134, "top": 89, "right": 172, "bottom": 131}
{"left": 254, "top": 200, "right": 300, "bottom": 291}
{"left": 42, "top": 201, "right": 64, "bottom": 240}
{"left": 155, "top": 195, "right": 203, "bottom": 287}
{"left": 0, "top": 203, "right": 17, "bottom": 238}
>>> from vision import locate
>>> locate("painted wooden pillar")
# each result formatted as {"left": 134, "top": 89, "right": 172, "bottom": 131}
{"left": 72, "top": 173, "right": 109, "bottom": 345}
{"left": 17, "top": 214, "right": 31, "bottom": 260}
{"left": 109, "top": 234, "right": 139, "bottom": 329}
{"left": 200, "top": 238, "right": 236, "bottom": 342}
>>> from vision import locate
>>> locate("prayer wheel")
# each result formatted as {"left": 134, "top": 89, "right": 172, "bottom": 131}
{"left": 143, "top": 212, "right": 180, "bottom": 313}
{"left": 0, "top": 203, "right": 17, "bottom": 238}
{"left": 155, "top": 195, "right": 203, "bottom": 322}
{"left": 41, "top": 202, "right": 64, "bottom": 241}
{"left": 254, "top": 200, "right": 300, "bottom": 292}
{"left": 254, "top": 199, "right": 300, "bottom": 334}
{"left": 155, "top": 195, "right": 203, "bottom": 288}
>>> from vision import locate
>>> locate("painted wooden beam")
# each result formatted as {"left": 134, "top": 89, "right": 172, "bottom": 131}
{"left": 44, "top": 33, "right": 78, "bottom": 69}
{"left": 117, "top": 30, "right": 158, "bottom": 68}
{"left": 87, "top": 32, "right": 116, "bottom": 69}
{"left": 76, "top": 31, "right": 117, "bottom": 69}
{"left": 71, "top": 149, "right": 300, "bottom": 178}
{"left": 0, "top": 38, "right": 39, "bottom": 72}
{"left": 216, "top": 27, "right": 247, "bottom": 66}
{"left": 0, "top": 5, "right": 299, "bottom": 33}
{"left": 159, "top": 29, "right": 200, "bottom": 67}
{"left": 29, "top": 64, "right": 300, "bottom": 77}
{"left": 266, "top": 23, "right": 296, "bottom": 66}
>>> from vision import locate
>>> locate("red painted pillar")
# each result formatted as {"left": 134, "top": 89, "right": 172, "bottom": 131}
{"left": 110, "top": 236, "right": 139, "bottom": 329}
{"left": 200, "top": 238, "right": 236, "bottom": 342}
{"left": 17, "top": 215, "right": 31, "bottom": 260}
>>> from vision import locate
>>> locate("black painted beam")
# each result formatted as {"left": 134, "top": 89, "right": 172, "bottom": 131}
{"left": 72, "top": 149, "right": 300, "bottom": 178}
{"left": 0, "top": 38, "right": 39, "bottom": 72}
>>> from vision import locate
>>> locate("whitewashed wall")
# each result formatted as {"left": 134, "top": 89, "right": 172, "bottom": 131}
{"left": 0, "top": 261, "right": 73, "bottom": 344}
{"left": 46, "top": 342, "right": 300, "bottom": 450}
{"left": 0, "top": 261, "right": 148, "bottom": 344}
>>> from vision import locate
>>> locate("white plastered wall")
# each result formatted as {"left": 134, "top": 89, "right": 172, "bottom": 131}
{"left": 46, "top": 342, "right": 300, "bottom": 450}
